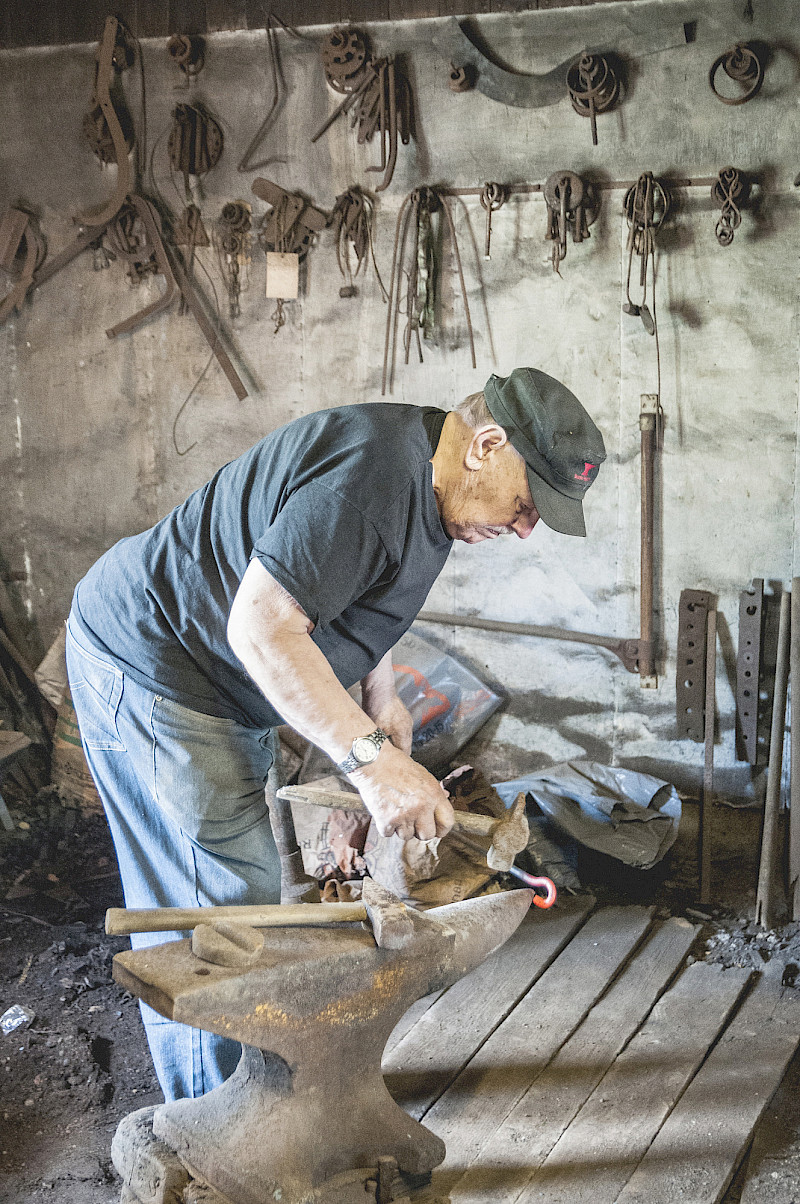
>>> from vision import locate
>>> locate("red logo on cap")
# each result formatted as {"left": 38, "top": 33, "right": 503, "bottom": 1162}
{"left": 575, "top": 462, "right": 595, "bottom": 481}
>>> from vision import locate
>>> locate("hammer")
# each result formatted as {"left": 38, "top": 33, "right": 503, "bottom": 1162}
{"left": 275, "top": 784, "right": 556, "bottom": 907}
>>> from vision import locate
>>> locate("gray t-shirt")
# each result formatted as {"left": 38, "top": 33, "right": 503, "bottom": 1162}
{"left": 73, "top": 404, "right": 452, "bottom": 728}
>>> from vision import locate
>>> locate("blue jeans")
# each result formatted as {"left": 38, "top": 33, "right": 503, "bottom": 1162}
{"left": 65, "top": 617, "right": 280, "bottom": 1101}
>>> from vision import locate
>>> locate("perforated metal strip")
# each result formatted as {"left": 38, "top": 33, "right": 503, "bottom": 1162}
{"left": 736, "top": 578, "right": 764, "bottom": 763}
{"left": 676, "top": 589, "right": 714, "bottom": 742}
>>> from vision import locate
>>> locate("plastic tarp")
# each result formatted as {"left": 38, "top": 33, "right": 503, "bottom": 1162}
{"left": 494, "top": 760, "right": 681, "bottom": 870}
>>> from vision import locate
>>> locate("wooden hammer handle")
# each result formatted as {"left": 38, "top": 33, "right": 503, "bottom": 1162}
{"left": 106, "top": 902, "right": 368, "bottom": 936}
{"left": 275, "top": 784, "right": 497, "bottom": 837}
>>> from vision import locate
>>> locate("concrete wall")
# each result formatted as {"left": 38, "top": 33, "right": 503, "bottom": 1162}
{"left": 1, "top": 0, "right": 797, "bottom": 799}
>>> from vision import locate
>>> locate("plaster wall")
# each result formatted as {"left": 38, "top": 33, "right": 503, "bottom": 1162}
{"left": 0, "top": 0, "right": 797, "bottom": 800}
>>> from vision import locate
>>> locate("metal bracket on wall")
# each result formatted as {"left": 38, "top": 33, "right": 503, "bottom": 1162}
{"left": 735, "top": 577, "right": 763, "bottom": 763}
{"left": 676, "top": 588, "right": 715, "bottom": 741}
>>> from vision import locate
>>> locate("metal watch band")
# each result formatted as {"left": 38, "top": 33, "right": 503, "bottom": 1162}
{"left": 337, "top": 728, "right": 390, "bottom": 774}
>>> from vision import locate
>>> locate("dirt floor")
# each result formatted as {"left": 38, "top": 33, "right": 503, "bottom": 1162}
{"left": 2, "top": 781, "right": 800, "bottom": 1203}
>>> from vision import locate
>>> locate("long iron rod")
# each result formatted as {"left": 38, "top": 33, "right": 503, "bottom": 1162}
{"left": 791, "top": 580, "right": 800, "bottom": 919}
{"left": 756, "top": 590, "right": 791, "bottom": 929}
{"left": 639, "top": 405, "right": 656, "bottom": 681}
{"left": 700, "top": 608, "right": 717, "bottom": 904}
{"left": 416, "top": 611, "right": 640, "bottom": 673}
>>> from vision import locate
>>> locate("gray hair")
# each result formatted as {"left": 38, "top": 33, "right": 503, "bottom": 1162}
{"left": 453, "top": 390, "right": 494, "bottom": 429}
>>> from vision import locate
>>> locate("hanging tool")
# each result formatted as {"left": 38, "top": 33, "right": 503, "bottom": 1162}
{"left": 215, "top": 200, "right": 251, "bottom": 320}
{"left": 623, "top": 172, "right": 669, "bottom": 335}
{"left": 239, "top": 14, "right": 310, "bottom": 173}
{"left": 712, "top": 166, "right": 750, "bottom": 246}
{"left": 168, "top": 103, "right": 223, "bottom": 200}
{"left": 480, "top": 182, "right": 507, "bottom": 260}
{"left": 173, "top": 204, "right": 209, "bottom": 315}
{"left": 382, "top": 186, "right": 476, "bottom": 395}
{"left": 0, "top": 208, "right": 46, "bottom": 325}
{"left": 166, "top": 33, "right": 205, "bottom": 80}
{"left": 329, "top": 186, "right": 386, "bottom": 299}
{"left": 566, "top": 52, "right": 621, "bottom": 146}
{"left": 99, "top": 194, "right": 247, "bottom": 401}
{"left": 252, "top": 178, "right": 327, "bottom": 331}
{"left": 543, "top": 171, "right": 599, "bottom": 273}
{"left": 433, "top": 14, "right": 689, "bottom": 108}
{"left": 311, "top": 28, "right": 412, "bottom": 193}
{"left": 709, "top": 42, "right": 764, "bottom": 105}
{"left": 756, "top": 589, "right": 791, "bottom": 929}
{"left": 79, "top": 16, "right": 135, "bottom": 227}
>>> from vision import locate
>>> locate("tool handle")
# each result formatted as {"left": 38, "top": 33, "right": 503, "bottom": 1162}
{"left": 105, "top": 902, "right": 368, "bottom": 935}
{"left": 276, "top": 784, "right": 497, "bottom": 836}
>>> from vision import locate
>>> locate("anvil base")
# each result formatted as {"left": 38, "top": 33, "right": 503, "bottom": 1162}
{"left": 112, "top": 1103, "right": 449, "bottom": 1204}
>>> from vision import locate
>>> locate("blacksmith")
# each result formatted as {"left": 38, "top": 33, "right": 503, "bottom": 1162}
{"left": 65, "top": 367, "right": 605, "bottom": 1100}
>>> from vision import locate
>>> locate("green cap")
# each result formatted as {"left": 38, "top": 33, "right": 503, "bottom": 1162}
{"left": 483, "top": 368, "right": 606, "bottom": 537}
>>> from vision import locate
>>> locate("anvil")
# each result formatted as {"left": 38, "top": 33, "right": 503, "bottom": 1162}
{"left": 112, "top": 881, "right": 533, "bottom": 1204}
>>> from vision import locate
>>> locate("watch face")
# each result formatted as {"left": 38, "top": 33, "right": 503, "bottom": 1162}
{"left": 353, "top": 736, "right": 380, "bottom": 764}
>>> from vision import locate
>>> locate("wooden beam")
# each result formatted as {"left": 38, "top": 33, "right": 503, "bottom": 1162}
{"left": 384, "top": 895, "right": 594, "bottom": 1119}
{"left": 517, "top": 964, "right": 751, "bottom": 1204}
{"left": 426, "top": 906, "right": 655, "bottom": 1198}
{"left": 449, "top": 917, "right": 699, "bottom": 1204}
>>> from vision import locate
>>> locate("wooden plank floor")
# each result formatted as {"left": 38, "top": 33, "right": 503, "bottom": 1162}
{"left": 383, "top": 900, "right": 800, "bottom": 1204}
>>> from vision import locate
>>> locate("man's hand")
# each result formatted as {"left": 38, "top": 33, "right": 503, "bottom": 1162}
{"left": 349, "top": 741, "right": 454, "bottom": 842}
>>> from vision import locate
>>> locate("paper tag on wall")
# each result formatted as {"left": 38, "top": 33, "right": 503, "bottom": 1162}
{"left": 266, "top": 252, "right": 299, "bottom": 299}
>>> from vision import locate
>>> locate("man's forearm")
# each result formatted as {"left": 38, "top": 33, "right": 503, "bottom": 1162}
{"left": 228, "top": 559, "right": 452, "bottom": 840}
{"left": 230, "top": 619, "right": 379, "bottom": 765}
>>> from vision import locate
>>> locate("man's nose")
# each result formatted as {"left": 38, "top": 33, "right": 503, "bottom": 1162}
{"left": 513, "top": 512, "right": 539, "bottom": 539}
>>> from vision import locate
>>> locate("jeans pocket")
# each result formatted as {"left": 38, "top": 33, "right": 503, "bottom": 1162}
{"left": 69, "top": 651, "right": 125, "bottom": 752}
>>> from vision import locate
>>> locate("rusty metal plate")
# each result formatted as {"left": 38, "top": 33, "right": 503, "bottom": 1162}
{"left": 676, "top": 589, "right": 714, "bottom": 742}
{"left": 736, "top": 578, "right": 764, "bottom": 764}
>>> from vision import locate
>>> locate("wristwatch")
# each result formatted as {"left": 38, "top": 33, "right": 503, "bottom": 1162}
{"left": 337, "top": 728, "right": 390, "bottom": 774}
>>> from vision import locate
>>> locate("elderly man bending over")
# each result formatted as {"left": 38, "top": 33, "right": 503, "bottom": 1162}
{"left": 65, "top": 366, "right": 605, "bottom": 1100}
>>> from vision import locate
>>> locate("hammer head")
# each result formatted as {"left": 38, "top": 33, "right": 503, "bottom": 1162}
{"left": 486, "top": 792, "right": 529, "bottom": 872}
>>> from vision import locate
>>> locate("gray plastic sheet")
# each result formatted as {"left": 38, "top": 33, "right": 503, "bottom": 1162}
{"left": 494, "top": 760, "right": 681, "bottom": 870}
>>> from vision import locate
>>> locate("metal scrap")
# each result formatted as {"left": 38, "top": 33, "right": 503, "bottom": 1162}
{"left": 168, "top": 103, "right": 223, "bottom": 199}
{"left": 623, "top": 172, "right": 669, "bottom": 336}
{"left": 480, "top": 182, "right": 507, "bottom": 260}
{"left": 215, "top": 201, "right": 251, "bottom": 320}
{"left": 329, "top": 186, "right": 386, "bottom": 299}
{"left": 712, "top": 166, "right": 750, "bottom": 246}
{"left": 566, "top": 52, "right": 621, "bottom": 146}
{"left": 709, "top": 42, "right": 764, "bottom": 105}
{"left": 311, "top": 28, "right": 412, "bottom": 193}
{"left": 0, "top": 208, "right": 46, "bottom": 325}
{"left": 79, "top": 16, "right": 135, "bottom": 227}
{"left": 543, "top": 171, "right": 599, "bottom": 273}
{"left": 382, "top": 186, "right": 476, "bottom": 395}
{"left": 167, "top": 33, "right": 205, "bottom": 80}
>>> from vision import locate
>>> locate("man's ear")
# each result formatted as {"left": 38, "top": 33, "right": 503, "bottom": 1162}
{"left": 464, "top": 423, "right": 508, "bottom": 470}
